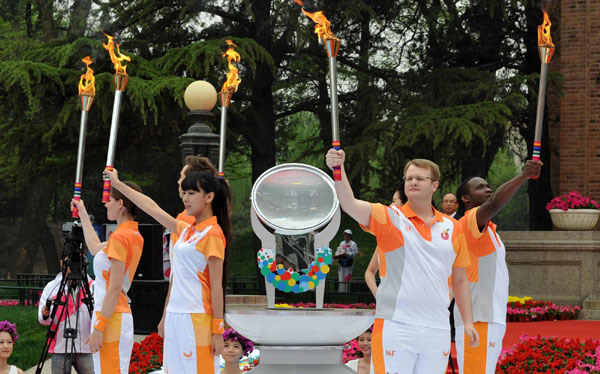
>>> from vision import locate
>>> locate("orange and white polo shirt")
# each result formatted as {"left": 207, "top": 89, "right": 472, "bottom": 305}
{"left": 166, "top": 216, "right": 226, "bottom": 315}
{"left": 362, "top": 203, "right": 470, "bottom": 330}
{"left": 170, "top": 210, "right": 196, "bottom": 253}
{"left": 454, "top": 207, "right": 509, "bottom": 326}
{"left": 98, "top": 221, "right": 144, "bottom": 314}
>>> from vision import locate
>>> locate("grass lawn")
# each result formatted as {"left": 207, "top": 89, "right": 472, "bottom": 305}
{"left": 0, "top": 305, "right": 48, "bottom": 371}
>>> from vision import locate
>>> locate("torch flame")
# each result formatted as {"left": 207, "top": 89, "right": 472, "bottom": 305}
{"left": 538, "top": 11, "right": 554, "bottom": 47}
{"left": 296, "top": 2, "right": 338, "bottom": 42}
{"left": 220, "top": 40, "right": 242, "bottom": 94}
{"left": 78, "top": 56, "right": 95, "bottom": 96}
{"left": 102, "top": 32, "right": 131, "bottom": 75}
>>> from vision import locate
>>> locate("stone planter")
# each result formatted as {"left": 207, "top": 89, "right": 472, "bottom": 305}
{"left": 549, "top": 209, "right": 600, "bottom": 230}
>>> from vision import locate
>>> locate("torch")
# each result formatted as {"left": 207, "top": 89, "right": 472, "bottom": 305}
{"left": 72, "top": 56, "right": 96, "bottom": 218}
{"left": 102, "top": 33, "right": 131, "bottom": 201}
{"left": 296, "top": 0, "right": 342, "bottom": 181}
{"left": 531, "top": 10, "right": 554, "bottom": 179}
{"left": 218, "top": 40, "right": 242, "bottom": 179}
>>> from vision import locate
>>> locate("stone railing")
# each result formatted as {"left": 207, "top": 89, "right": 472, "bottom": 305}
{"left": 502, "top": 231, "right": 600, "bottom": 319}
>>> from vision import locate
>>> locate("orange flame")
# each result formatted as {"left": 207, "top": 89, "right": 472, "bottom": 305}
{"left": 538, "top": 11, "right": 554, "bottom": 47}
{"left": 78, "top": 56, "right": 95, "bottom": 96}
{"left": 297, "top": 3, "right": 338, "bottom": 42}
{"left": 102, "top": 32, "right": 131, "bottom": 75}
{"left": 220, "top": 40, "right": 242, "bottom": 94}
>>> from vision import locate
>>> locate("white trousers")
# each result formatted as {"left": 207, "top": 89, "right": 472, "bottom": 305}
{"left": 91, "top": 312, "right": 134, "bottom": 374}
{"left": 371, "top": 318, "right": 450, "bottom": 374}
{"left": 455, "top": 322, "right": 506, "bottom": 374}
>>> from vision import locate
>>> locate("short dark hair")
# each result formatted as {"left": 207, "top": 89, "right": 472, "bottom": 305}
{"left": 395, "top": 182, "right": 408, "bottom": 205}
{"left": 456, "top": 177, "right": 477, "bottom": 214}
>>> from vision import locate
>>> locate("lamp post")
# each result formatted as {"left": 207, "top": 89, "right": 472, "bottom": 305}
{"left": 180, "top": 81, "right": 220, "bottom": 165}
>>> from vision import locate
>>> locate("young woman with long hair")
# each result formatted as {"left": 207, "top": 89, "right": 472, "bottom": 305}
{"left": 103, "top": 168, "right": 232, "bottom": 374}
{"left": 71, "top": 180, "right": 144, "bottom": 374}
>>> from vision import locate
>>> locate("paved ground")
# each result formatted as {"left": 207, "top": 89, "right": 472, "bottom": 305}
{"left": 23, "top": 335, "right": 147, "bottom": 374}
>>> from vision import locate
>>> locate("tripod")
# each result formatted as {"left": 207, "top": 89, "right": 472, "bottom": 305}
{"left": 36, "top": 224, "right": 94, "bottom": 374}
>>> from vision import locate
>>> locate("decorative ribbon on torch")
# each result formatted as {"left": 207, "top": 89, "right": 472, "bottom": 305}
{"left": 73, "top": 56, "right": 96, "bottom": 218}
{"left": 218, "top": 40, "right": 242, "bottom": 179}
{"left": 296, "top": 0, "right": 342, "bottom": 181}
{"left": 102, "top": 32, "right": 130, "bottom": 201}
{"left": 531, "top": 10, "right": 554, "bottom": 180}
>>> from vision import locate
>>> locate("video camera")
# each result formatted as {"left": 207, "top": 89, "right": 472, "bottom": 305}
{"left": 61, "top": 221, "right": 87, "bottom": 279}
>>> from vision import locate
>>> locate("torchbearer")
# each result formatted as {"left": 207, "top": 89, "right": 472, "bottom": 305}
{"left": 102, "top": 33, "right": 130, "bottom": 201}
{"left": 531, "top": 10, "right": 554, "bottom": 179}
{"left": 296, "top": 0, "right": 342, "bottom": 181}
{"left": 72, "top": 56, "right": 95, "bottom": 218}
{"left": 218, "top": 40, "right": 242, "bottom": 179}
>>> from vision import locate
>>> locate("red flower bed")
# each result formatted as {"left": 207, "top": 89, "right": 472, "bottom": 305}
{"left": 497, "top": 335, "right": 600, "bottom": 374}
{"left": 129, "top": 333, "right": 163, "bottom": 374}
{"left": 507, "top": 299, "right": 581, "bottom": 322}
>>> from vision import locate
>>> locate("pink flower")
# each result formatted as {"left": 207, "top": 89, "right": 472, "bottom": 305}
{"left": 547, "top": 191, "right": 600, "bottom": 211}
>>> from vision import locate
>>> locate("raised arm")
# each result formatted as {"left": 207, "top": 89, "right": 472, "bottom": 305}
{"left": 476, "top": 160, "right": 542, "bottom": 230}
{"left": 104, "top": 168, "right": 178, "bottom": 233}
{"left": 325, "top": 149, "right": 371, "bottom": 227}
{"left": 71, "top": 199, "right": 105, "bottom": 255}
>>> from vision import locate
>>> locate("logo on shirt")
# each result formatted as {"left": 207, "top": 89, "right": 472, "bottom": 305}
{"left": 405, "top": 226, "right": 412, "bottom": 232}
{"left": 489, "top": 341, "right": 496, "bottom": 348}
{"left": 443, "top": 350, "right": 450, "bottom": 357}
{"left": 441, "top": 229, "right": 450, "bottom": 240}
{"left": 385, "top": 350, "right": 395, "bottom": 357}
{"left": 183, "top": 351, "right": 193, "bottom": 359}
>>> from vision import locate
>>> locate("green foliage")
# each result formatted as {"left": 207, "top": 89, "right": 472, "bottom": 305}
{"left": 154, "top": 37, "right": 274, "bottom": 78}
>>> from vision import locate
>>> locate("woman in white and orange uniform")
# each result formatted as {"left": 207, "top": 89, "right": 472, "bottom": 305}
{"left": 365, "top": 185, "right": 406, "bottom": 297}
{"left": 104, "top": 168, "right": 231, "bottom": 374}
{"left": 72, "top": 180, "right": 144, "bottom": 374}
{"left": 453, "top": 159, "right": 541, "bottom": 374}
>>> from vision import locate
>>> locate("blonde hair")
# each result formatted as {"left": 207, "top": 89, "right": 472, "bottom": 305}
{"left": 403, "top": 159, "right": 441, "bottom": 182}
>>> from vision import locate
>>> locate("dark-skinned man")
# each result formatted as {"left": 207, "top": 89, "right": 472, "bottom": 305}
{"left": 453, "top": 159, "right": 542, "bottom": 374}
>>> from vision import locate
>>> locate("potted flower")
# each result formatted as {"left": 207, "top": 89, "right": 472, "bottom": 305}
{"left": 546, "top": 191, "right": 600, "bottom": 230}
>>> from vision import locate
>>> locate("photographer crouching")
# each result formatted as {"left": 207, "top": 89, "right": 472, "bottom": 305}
{"left": 38, "top": 255, "right": 94, "bottom": 374}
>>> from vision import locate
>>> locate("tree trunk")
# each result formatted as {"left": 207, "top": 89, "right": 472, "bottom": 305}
{"left": 249, "top": 0, "right": 277, "bottom": 285}
{"left": 41, "top": 222, "right": 60, "bottom": 274}
{"left": 67, "top": 0, "right": 92, "bottom": 40}
{"left": 522, "top": 0, "right": 553, "bottom": 230}
{"left": 25, "top": 1, "right": 32, "bottom": 37}
{"left": 35, "top": 0, "right": 56, "bottom": 40}
{"left": 16, "top": 180, "right": 58, "bottom": 273}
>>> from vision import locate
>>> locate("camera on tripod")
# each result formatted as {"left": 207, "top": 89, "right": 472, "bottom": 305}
{"left": 35, "top": 221, "right": 95, "bottom": 374}
{"left": 61, "top": 221, "right": 87, "bottom": 278}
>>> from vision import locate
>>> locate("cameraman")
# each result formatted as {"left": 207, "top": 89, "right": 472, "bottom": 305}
{"left": 38, "top": 259, "right": 94, "bottom": 374}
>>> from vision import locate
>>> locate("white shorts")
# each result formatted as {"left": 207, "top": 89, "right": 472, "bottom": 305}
{"left": 91, "top": 312, "right": 134, "bottom": 374}
{"left": 371, "top": 318, "right": 451, "bottom": 374}
{"left": 455, "top": 322, "right": 506, "bottom": 374}
{"left": 164, "top": 312, "right": 219, "bottom": 374}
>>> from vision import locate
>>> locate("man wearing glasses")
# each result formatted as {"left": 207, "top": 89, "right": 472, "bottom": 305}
{"left": 325, "top": 149, "right": 479, "bottom": 374}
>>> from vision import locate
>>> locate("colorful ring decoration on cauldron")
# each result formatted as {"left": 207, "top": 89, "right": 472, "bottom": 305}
{"left": 257, "top": 247, "right": 332, "bottom": 293}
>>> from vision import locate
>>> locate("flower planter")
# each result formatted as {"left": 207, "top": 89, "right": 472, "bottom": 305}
{"left": 549, "top": 209, "right": 600, "bottom": 230}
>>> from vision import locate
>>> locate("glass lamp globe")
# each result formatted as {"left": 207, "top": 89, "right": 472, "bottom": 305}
{"left": 184, "top": 81, "right": 218, "bottom": 111}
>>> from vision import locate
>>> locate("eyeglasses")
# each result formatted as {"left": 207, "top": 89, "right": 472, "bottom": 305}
{"left": 403, "top": 175, "right": 434, "bottom": 183}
